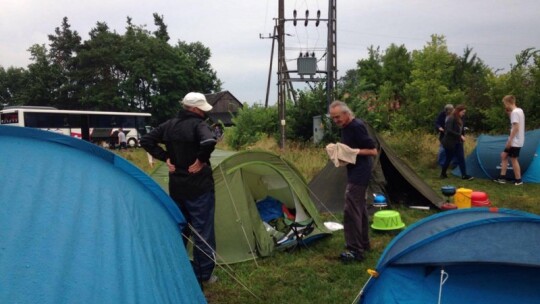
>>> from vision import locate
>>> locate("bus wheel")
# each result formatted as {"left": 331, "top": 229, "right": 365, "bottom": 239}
{"left": 128, "top": 138, "right": 138, "bottom": 148}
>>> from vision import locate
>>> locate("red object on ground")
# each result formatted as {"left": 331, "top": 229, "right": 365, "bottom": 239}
{"left": 471, "top": 191, "right": 492, "bottom": 207}
{"left": 441, "top": 203, "right": 458, "bottom": 210}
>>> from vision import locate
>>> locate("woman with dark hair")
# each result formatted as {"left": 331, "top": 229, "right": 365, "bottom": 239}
{"left": 440, "top": 104, "right": 474, "bottom": 180}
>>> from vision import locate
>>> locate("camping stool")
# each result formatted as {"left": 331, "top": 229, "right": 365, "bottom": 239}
{"left": 284, "top": 218, "right": 315, "bottom": 251}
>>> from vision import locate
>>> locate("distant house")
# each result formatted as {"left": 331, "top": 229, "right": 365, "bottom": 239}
{"left": 204, "top": 91, "right": 243, "bottom": 126}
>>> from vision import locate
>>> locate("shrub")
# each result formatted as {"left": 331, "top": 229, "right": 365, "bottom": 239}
{"left": 225, "top": 104, "right": 278, "bottom": 150}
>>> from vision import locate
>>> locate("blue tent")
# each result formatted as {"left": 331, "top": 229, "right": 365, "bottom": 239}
{"left": 453, "top": 129, "right": 540, "bottom": 183}
{"left": 360, "top": 208, "right": 540, "bottom": 304}
{"left": 0, "top": 126, "right": 206, "bottom": 304}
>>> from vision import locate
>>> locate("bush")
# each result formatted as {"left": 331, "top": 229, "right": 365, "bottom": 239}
{"left": 225, "top": 104, "right": 278, "bottom": 150}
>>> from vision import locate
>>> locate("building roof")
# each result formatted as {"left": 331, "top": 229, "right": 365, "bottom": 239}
{"left": 204, "top": 90, "right": 243, "bottom": 108}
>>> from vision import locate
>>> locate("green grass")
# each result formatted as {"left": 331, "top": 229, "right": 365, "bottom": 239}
{"left": 116, "top": 133, "right": 540, "bottom": 304}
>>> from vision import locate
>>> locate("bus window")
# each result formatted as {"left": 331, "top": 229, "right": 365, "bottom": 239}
{"left": 89, "top": 115, "right": 110, "bottom": 128}
{"left": 1, "top": 112, "right": 19, "bottom": 124}
{"left": 67, "top": 115, "right": 81, "bottom": 128}
{"left": 25, "top": 113, "right": 67, "bottom": 128}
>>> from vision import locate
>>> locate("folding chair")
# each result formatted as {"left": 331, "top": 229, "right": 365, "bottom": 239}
{"left": 283, "top": 217, "right": 315, "bottom": 251}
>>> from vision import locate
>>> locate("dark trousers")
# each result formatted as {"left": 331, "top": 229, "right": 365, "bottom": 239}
{"left": 442, "top": 142, "right": 466, "bottom": 176}
{"left": 343, "top": 183, "right": 370, "bottom": 255}
{"left": 172, "top": 191, "right": 216, "bottom": 281}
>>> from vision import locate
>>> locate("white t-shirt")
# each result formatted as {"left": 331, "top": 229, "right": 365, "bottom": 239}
{"left": 510, "top": 107, "right": 525, "bottom": 147}
{"left": 118, "top": 131, "right": 127, "bottom": 143}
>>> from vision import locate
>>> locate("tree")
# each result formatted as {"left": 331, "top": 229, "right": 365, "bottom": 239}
{"left": 450, "top": 46, "right": 491, "bottom": 131}
{"left": 381, "top": 43, "right": 411, "bottom": 103}
{"left": 404, "top": 35, "right": 463, "bottom": 130}
{"left": 76, "top": 22, "right": 125, "bottom": 110}
{"left": 356, "top": 46, "right": 383, "bottom": 94}
{"left": 0, "top": 67, "right": 28, "bottom": 106}
{"left": 24, "top": 44, "right": 57, "bottom": 106}
{"left": 175, "top": 41, "right": 222, "bottom": 93}
{"left": 286, "top": 84, "right": 327, "bottom": 142}
{"left": 47, "top": 17, "right": 82, "bottom": 109}
{"left": 152, "top": 13, "right": 170, "bottom": 42}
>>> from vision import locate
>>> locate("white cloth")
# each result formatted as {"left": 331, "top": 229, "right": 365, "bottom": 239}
{"left": 325, "top": 143, "right": 359, "bottom": 167}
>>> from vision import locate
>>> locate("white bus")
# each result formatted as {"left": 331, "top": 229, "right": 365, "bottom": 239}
{"left": 0, "top": 106, "right": 151, "bottom": 148}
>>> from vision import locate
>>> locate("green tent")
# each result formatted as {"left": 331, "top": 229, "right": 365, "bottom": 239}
{"left": 151, "top": 150, "right": 331, "bottom": 265}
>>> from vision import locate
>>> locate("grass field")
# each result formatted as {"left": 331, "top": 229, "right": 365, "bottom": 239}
{"left": 116, "top": 132, "right": 540, "bottom": 304}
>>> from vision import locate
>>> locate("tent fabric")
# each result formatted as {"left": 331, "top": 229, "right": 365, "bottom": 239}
{"left": 360, "top": 208, "right": 540, "bottom": 304}
{"left": 0, "top": 126, "right": 206, "bottom": 304}
{"left": 453, "top": 129, "right": 540, "bottom": 182}
{"left": 151, "top": 150, "right": 331, "bottom": 264}
{"left": 310, "top": 123, "right": 445, "bottom": 213}
{"left": 524, "top": 142, "right": 540, "bottom": 182}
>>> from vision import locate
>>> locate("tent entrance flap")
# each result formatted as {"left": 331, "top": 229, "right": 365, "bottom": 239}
{"left": 245, "top": 168, "right": 310, "bottom": 222}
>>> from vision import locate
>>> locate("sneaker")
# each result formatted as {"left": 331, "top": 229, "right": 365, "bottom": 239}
{"left": 493, "top": 178, "right": 506, "bottom": 184}
{"left": 514, "top": 179, "right": 523, "bottom": 186}
{"left": 203, "top": 274, "right": 218, "bottom": 284}
{"left": 462, "top": 175, "right": 474, "bottom": 181}
{"left": 340, "top": 251, "right": 364, "bottom": 263}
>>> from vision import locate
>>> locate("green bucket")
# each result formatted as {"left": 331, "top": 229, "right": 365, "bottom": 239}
{"left": 371, "top": 210, "right": 405, "bottom": 230}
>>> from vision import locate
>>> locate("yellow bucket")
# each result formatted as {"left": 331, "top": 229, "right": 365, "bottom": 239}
{"left": 455, "top": 188, "right": 472, "bottom": 209}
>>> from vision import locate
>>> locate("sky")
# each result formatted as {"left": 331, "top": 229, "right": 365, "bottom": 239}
{"left": 1, "top": 0, "right": 539, "bottom": 106}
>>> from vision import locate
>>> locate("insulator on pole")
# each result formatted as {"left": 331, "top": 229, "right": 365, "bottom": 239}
{"left": 316, "top": 10, "right": 321, "bottom": 26}
{"left": 305, "top": 10, "right": 309, "bottom": 26}
{"left": 293, "top": 10, "right": 297, "bottom": 26}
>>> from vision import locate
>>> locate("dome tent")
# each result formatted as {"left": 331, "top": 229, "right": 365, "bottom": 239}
{"left": 452, "top": 129, "right": 540, "bottom": 182}
{"left": 212, "top": 151, "right": 331, "bottom": 264}
{"left": 359, "top": 208, "right": 540, "bottom": 304}
{"left": 0, "top": 126, "right": 205, "bottom": 304}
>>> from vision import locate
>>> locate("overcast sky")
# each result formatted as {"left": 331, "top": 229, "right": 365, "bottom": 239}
{"left": 1, "top": 0, "right": 539, "bottom": 105}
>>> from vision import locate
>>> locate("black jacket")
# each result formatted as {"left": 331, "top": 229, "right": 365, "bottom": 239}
{"left": 441, "top": 116, "right": 464, "bottom": 150}
{"left": 435, "top": 111, "right": 447, "bottom": 141}
{"left": 140, "top": 110, "right": 217, "bottom": 199}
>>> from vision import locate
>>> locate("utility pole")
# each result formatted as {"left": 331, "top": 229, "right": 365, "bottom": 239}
{"left": 327, "top": 0, "right": 337, "bottom": 109}
{"left": 260, "top": 26, "right": 277, "bottom": 108}
{"left": 269, "top": 0, "right": 337, "bottom": 150}
{"left": 277, "top": 0, "right": 286, "bottom": 150}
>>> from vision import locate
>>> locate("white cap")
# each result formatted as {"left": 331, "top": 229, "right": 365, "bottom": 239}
{"left": 181, "top": 92, "right": 213, "bottom": 112}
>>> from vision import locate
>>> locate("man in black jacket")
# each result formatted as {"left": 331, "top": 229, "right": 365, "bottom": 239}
{"left": 141, "top": 92, "right": 218, "bottom": 283}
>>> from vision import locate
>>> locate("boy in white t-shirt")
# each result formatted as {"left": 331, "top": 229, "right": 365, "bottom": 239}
{"left": 494, "top": 95, "right": 525, "bottom": 185}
